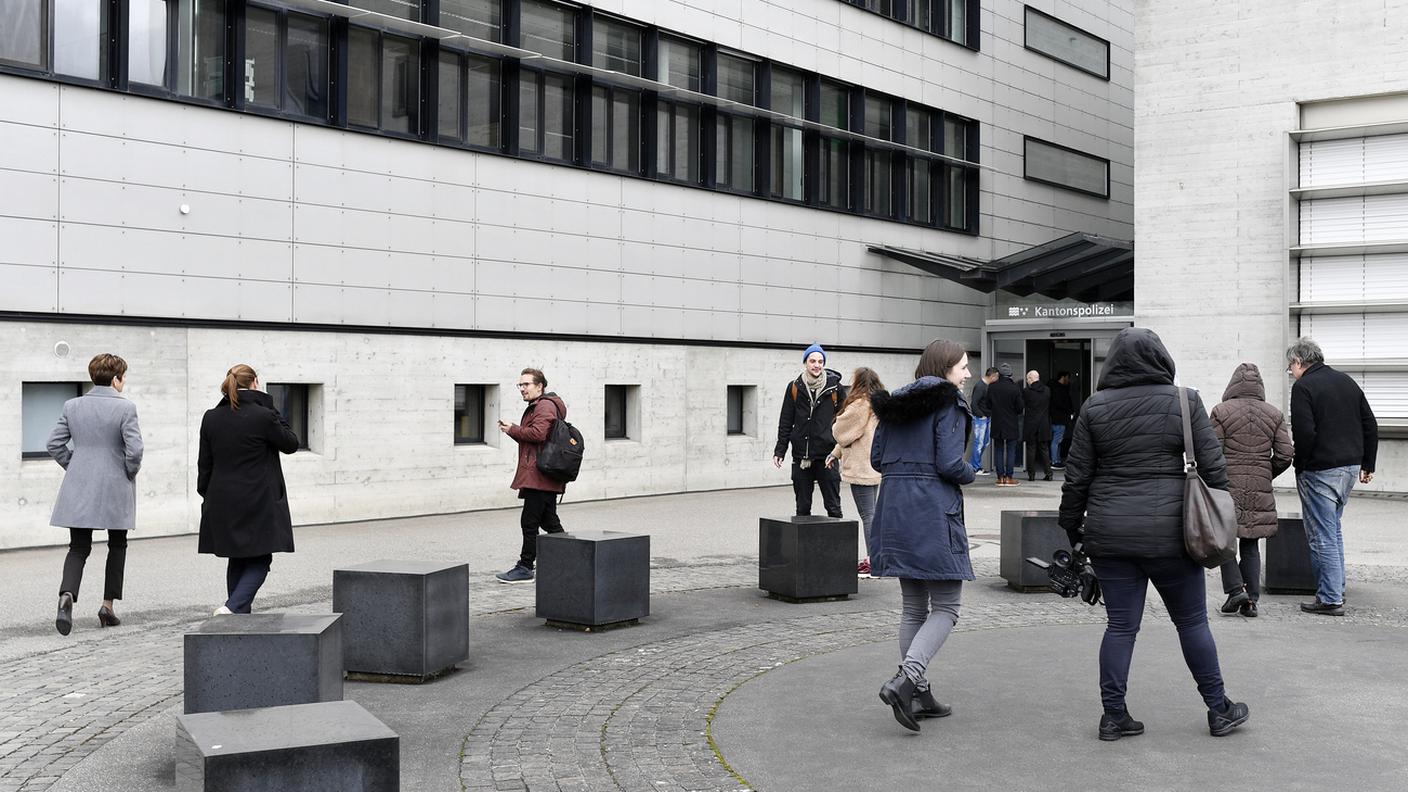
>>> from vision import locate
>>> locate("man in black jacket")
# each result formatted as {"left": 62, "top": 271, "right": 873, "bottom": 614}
{"left": 774, "top": 343, "right": 846, "bottom": 517}
{"left": 984, "top": 363, "right": 1024, "bottom": 486}
{"left": 1022, "top": 370, "right": 1052, "bottom": 481}
{"left": 1287, "top": 337, "right": 1379, "bottom": 616}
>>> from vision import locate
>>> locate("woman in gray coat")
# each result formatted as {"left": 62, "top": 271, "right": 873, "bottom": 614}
{"left": 48, "top": 354, "right": 144, "bottom": 635}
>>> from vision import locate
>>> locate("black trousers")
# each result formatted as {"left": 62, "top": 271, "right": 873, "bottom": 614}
{"left": 1219, "top": 538, "right": 1262, "bottom": 600}
{"left": 60, "top": 528, "right": 127, "bottom": 602}
{"left": 792, "top": 460, "right": 842, "bottom": 518}
{"left": 1025, "top": 438, "right": 1051, "bottom": 479}
{"left": 517, "top": 488, "right": 565, "bottom": 569}
{"left": 226, "top": 555, "right": 273, "bottom": 614}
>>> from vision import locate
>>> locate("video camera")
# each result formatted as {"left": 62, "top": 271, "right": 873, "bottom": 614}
{"left": 1025, "top": 546, "right": 1102, "bottom": 605}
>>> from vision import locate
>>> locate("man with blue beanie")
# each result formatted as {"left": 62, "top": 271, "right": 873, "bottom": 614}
{"left": 774, "top": 343, "right": 846, "bottom": 517}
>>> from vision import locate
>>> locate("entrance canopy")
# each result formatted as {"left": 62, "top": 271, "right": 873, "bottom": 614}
{"left": 870, "top": 232, "right": 1134, "bottom": 302}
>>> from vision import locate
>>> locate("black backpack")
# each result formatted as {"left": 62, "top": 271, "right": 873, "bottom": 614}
{"left": 536, "top": 401, "right": 584, "bottom": 483}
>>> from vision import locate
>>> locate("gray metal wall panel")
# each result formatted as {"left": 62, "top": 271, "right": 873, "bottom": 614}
{"left": 60, "top": 225, "right": 293, "bottom": 281}
{"left": 0, "top": 122, "right": 57, "bottom": 174}
{"left": 1, "top": 218, "right": 57, "bottom": 265}
{"left": 0, "top": 264, "right": 58, "bottom": 311}
{"left": 2, "top": 171, "right": 58, "bottom": 220}
{"left": 59, "top": 131, "right": 291, "bottom": 201}
{"left": 58, "top": 269, "right": 293, "bottom": 321}
{"left": 58, "top": 177, "right": 292, "bottom": 241}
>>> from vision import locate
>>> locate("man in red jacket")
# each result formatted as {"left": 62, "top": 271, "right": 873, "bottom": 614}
{"left": 495, "top": 368, "right": 568, "bottom": 583}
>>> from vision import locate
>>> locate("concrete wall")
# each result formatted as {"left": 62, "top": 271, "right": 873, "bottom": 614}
{"left": 0, "top": 320, "right": 926, "bottom": 549}
{"left": 1134, "top": 0, "right": 1407, "bottom": 492}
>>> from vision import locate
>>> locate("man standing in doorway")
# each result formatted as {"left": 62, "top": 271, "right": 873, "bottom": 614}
{"left": 986, "top": 363, "right": 1024, "bottom": 487}
{"left": 1021, "top": 370, "right": 1052, "bottom": 481}
{"left": 774, "top": 344, "right": 846, "bottom": 517}
{"left": 1287, "top": 337, "right": 1379, "bottom": 615}
{"left": 495, "top": 368, "right": 569, "bottom": 583}
{"left": 969, "top": 367, "right": 999, "bottom": 474}
{"left": 1049, "top": 371, "right": 1075, "bottom": 469}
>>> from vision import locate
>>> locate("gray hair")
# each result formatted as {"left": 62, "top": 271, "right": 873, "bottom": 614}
{"left": 1285, "top": 337, "right": 1325, "bottom": 367}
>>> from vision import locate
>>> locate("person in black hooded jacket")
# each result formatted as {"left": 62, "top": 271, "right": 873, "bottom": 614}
{"left": 1058, "top": 327, "right": 1250, "bottom": 741}
{"left": 773, "top": 343, "right": 846, "bottom": 517}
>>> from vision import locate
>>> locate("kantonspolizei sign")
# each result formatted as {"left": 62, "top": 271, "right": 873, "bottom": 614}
{"left": 1005, "top": 303, "right": 1127, "bottom": 319}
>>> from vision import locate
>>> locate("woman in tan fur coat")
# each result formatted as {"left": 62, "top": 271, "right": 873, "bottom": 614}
{"left": 828, "top": 368, "right": 885, "bottom": 575}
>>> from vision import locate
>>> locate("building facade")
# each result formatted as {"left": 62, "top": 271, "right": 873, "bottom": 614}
{"left": 1136, "top": 0, "right": 1407, "bottom": 493}
{"left": 1, "top": 0, "right": 1133, "bottom": 548}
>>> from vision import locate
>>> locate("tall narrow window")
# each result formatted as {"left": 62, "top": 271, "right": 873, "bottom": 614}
{"left": 604, "top": 385, "right": 628, "bottom": 439}
{"left": 0, "top": 0, "right": 46, "bottom": 70}
{"left": 520, "top": 70, "right": 574, "bottom": 161}
{"left": 266, "top": 384, "right": 311, "bottom": 450}
{"left": 466, "top": 55, "right": 501, "bottom": 148}
{"left": 243, "top": 7, "right": 279, "bottom": 108}
{"left": 947, "top": 0, "right": 969, "bottom": 46}
{"left": 770, "top": 66, "right": 806, "bottom": 201}
{"left": 347, "top": 28, "right": 379, "bottom": 127}
{"left": 177, "top": 0, "right": 226, "bottom": 100}
{"left": 591, "top": 86, "right": 640, "bottom": 172}
{"left": 285, "top": 13, "right": 329, "bottom": 118}
{"left": 657, "top": 104, "right": 700, "bottom": 183}
{"left": 864, "top": 95, "right": 896, "bottom": 217}
{"left": 348, "top": 29, "right": 420, "bottom": 135}
{"left": 441, "top": 0, "right": 500, "bottom": 42}
{"left": 439, "top": 51, "right": 464, "bottom": 141}
{"left": 714, "top": 52, "right": 756, "bottom": 193}
{"left": 54, "top": 0, "right": 109, "bottom": 80}
{"left": 128, "top": 0, "right": 168, "bottom": 86}
{"left": 520, "top": 0, "right": 574, "bottom": 61}
{"left": 906, "top": 105, "right": 936, "bottom": 224}
{"left": 818, "top": 80, "right": 851, "bottom": 209}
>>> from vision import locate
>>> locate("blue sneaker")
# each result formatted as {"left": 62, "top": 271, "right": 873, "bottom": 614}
{"left": 495, "top": 565, "right": 534, "bottom": 583}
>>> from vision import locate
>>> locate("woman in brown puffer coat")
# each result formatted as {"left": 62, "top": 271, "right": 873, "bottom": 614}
{"left": 1209, "top": 363, "right": 1294, "bottom": 617}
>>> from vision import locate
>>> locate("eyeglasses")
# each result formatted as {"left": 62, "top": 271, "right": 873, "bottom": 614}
{"left": 516, "top": 382, "right": 535, "bottom": 389}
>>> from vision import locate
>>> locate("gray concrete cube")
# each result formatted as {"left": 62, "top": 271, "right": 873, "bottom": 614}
{"left": 183, "top": 614, "right": 343, "bottom": 715}
{"left": 1266, "top": 513, "right": 1317, "bottom": 595}
{"left": 1000, "top": 510, "right": 1071, "bottom": 591}
{"left": 536, "top": 531, "right": 649, "bottom": 629}
{"left": 333, "top": 559, "right": 469, "bottom": 681}
{"left": 175, "top": 700, "right": 398, "bottom": 792}
{"left": 758, "top": 516, "right": 858, "bottom": 602}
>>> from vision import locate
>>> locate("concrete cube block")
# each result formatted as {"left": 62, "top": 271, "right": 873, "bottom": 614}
{"left": 758, "top": 516, "right": 858, "bottom": 602}
{"left": 184, "top": 614, "right": 343, "bottom": 715}
{"left": 333, "top": 559, "right": 469, "bottom": 681}
{"left": 1000, "top": 510, "right": 1070, "bottom": 592}
{"left": 536, "top": 531, "right": 649, "bottom": 630}
{"left": 175, "top": 700, "right": 398, "bottom": 792}
{"left": 1266, "top": 513, "right": 1317, "bottom": 595}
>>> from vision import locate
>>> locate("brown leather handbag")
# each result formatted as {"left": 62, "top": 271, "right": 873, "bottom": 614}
{"left": 1178, "top": 388, "right": 1239, "bottom": 568}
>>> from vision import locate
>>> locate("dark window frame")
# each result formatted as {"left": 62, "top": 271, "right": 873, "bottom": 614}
{"left": 20, "top": 381, "right": 85, "bottom": 459}
{"left": 515, "top": 65, "right": 576, "bottom": 162}
{"left": 1023, "top": 5, "right": 1111, "bottom": 81}
{"left": 588, "top": 82, "right": 642, "bottom": 174}
{"left": 265, "top": 383, "right": 311, "bottom": 450}
{"left": 838, "top": 0, "right": 979, "bottom": 50}
{"left": 453, "top": 383, "right": 488, "bottom": 445}
{"left": 604, "top": 384, "right": 629, "bottom": 440}
{"left": 726, "top": 385, "right": 748, "bottom": 436}
{"left": 345, "top": 26, "right": 423, "bottom": 139}
{"left": 1022, "top": 134, "right": 1110, "bottom": 199}
{"left": 242, "top": 4, "right": 332, "bottom": 123}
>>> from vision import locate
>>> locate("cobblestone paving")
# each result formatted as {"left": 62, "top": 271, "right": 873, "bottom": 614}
{"left": 3, "top": 554, "right": 1406, "bottom": 792}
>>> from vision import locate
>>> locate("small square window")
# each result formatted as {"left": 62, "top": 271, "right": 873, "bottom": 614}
{"left": 454, "top": 384, "right": 488, "bottom": 444}
{"left": 21, "top": 382, "right": 86, "bottom": 459}
{"left": 266, "top": 383, "right": 311, "bottom": 450}
{"left": 726, "top": 385, "right": 757, "bottom": 436}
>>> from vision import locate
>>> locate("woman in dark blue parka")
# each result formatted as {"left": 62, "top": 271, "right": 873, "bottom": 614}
{"left": 869, "top": 339, "right": 976, "bottom": 732}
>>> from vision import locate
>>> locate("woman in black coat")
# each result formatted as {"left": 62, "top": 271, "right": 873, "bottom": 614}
{"left": 198, "top": 364, "right": 300, "bottom": 614}
{"left": 1059, "top": 328, "right": 1249, "bottom": 741}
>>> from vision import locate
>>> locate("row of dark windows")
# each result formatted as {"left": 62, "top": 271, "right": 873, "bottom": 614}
{"left": 841, "top": 0, "right": 978, "bottom": 48}
{"left": 0, "top": 0, "right": 981, "bottom": 232}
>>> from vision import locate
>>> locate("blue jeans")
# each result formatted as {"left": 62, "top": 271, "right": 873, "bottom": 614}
{"left": 968, "top": 417, "right": 991, "bottom": 471}
{"left": 1296, "top": 465, "right": 1358, "bottom": 605}
{"left": 993, "top": 438, "right": 1018, "bottom": 478}
{"left": 1092, "top": 556, "right": 1227, "bottom": 712}
{"left": 1050, "top": 424, "right": 1067, "bottom": 466}
{"left": 850, "top": 483, "right": 877, "bottom": 559}
{"left": 226, "top": 555, "right": 273, "bottom": 614}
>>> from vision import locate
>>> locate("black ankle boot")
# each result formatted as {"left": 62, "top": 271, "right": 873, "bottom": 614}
{"left": 1098, "top": 709, "right": 1145, "bottom": 741}
{"left": 911, "top": 688, "right": 952, "bottom": 719}
{"left": 878, "top": 668, "right": 920, "bottom": 732}
{"left": 55, "top": 593, "right": 74, "bottom": 636}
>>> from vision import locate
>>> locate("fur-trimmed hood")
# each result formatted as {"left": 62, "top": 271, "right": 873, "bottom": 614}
{"left": 871, "top": 376, "right": 962, "bottom": 423}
